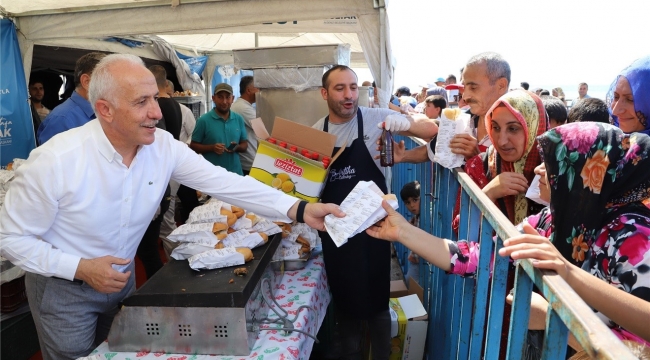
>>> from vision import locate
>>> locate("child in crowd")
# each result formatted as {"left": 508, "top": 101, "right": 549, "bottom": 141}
{"left": 400, "top": 181, "right": 421, "bottom": 286}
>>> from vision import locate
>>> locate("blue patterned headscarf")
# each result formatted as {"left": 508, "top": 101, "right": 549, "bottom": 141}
{"left": 607, "top": 56, "right": 650, "bottom": 135}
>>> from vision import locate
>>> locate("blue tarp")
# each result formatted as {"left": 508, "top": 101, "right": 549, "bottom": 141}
{"left": 176, "top": 51, "right": 208, "bottom": 77}
{"left": 0, "top": 19, "right": 35, "bottom": 167}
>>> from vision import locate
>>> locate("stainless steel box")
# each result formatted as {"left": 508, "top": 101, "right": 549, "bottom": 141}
{"left": 233, "top": 44, "right": 351, "bottom": 69}
{"left": 255, "top": 86, "right": 374, "bottom": 130}
{"left": 253, "top": 67, "right": 327, "bottom": 91}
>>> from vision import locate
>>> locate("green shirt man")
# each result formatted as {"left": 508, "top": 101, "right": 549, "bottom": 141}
{"left": 190, "top": 83, "right": 249, "bottom": 175}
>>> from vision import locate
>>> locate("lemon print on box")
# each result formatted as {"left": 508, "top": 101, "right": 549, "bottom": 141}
{"left": 271, "top": 173, "right": 296, "bottom": 194}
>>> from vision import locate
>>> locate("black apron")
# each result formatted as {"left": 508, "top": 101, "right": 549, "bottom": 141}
{"left": 319, "top": 110, "right": 391, "bottom": 319}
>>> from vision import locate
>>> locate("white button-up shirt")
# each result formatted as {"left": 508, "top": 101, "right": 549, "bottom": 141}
{"left": 0, "top": 119, "right": 296, "bottom": 280}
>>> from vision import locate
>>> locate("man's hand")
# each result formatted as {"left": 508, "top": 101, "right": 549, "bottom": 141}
{"left": 225, "top": 142, "right": 237, "bottom": 153}
{"left": 214, "top": 143, "right": 226, "bottom": 155}
{"left": 288, "top": 202, "right": 345, "bottom": 231}
{"left": 379, "top": 114, "right": 411, "bottom": 132}
{"left": 483, "top": 172, "right": 529, "bottom": 202}
{"left": 366, "top": 200, "right": 410, "bottom": 242}
{"left": 75, "top": 256, "right": 132, "bottom": 293}
{"left": 374, "top": 139, "right": 405, "bottom": 163}
{"left": 449, "top": 133, "right": 479, "bottom": 160}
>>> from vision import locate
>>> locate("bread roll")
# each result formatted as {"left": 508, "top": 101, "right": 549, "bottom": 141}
{"left": 246, "top": 213, "right": 259, "bottom": 226}
{"left": 214, "top": 242, "right": 225, "bottom": 249}
{"left": 236, "top": 248, "right": 254, "bottom": 262}
{"left": 213, "top": 223, "right": 228, "bottom": 233}
{"left": 216, "top": 232, "right": 228, "bottom": 240}
{"left": 231, "top": 206, "right": 245, "bottom": 218}
{"left": 259, "top": 232, "right": 269, "bottom": 243}
{"left": 220, "top": 209, "right": 237, "bottom": 226}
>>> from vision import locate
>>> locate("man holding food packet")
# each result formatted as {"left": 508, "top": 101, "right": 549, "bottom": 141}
{"left": 0, "top": 54, "right": 345, "bottom": 360}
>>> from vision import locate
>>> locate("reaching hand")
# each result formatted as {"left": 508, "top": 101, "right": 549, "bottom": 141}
{"left": 75, "top": 256, "right": 132, "bottom": 293}
{"left": 366, "top": 200, "right": 410, "bottom": 242}
{"left": 374, "top": 139, "right": 405, "bottom": 163}
{"left": 214, "top": 143, "right": 226, "bottom": 155}
{"left": 498, "top": 223, "right": 570, "bottom": 279}
{"left": 449, "top": 133, "right": 479, "bottom": 160}
{"left": 303, "top": 203, "right": 345, "bottom": 232}
{"left": 483, "top": 172, "right": 529, "bottom": 202}
{"left": 379, "top": 114, "right": 411, "bottom": 132}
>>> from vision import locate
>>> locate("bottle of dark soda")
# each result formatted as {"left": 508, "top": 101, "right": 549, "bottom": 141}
{"left": 380, "top": 123, "right": 394, "bottom": 167}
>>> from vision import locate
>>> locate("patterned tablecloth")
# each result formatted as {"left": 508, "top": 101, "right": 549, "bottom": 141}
{"left": 79, "top": 254, "right": 330, "bottom": 360}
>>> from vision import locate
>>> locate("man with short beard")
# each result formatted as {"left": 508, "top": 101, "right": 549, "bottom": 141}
{"left": 190, "top": 83, "right": 248, "bottom": 175}
{"left": 28, "top": 79, "right": 50, "bottom": 122}
{"left": 312, "top": 65, "right": 437, "bottom": 360}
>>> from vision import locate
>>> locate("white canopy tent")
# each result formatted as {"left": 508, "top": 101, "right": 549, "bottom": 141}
{"left": 2, "top": 0, "right": 394, "bottom": 105}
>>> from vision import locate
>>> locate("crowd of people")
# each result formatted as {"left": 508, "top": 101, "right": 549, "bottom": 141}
{"left": 367, "top": 53, "right": 650, "bottom": 358}
{"left": 3, "top": 48, "right": 650, "bottom": 360}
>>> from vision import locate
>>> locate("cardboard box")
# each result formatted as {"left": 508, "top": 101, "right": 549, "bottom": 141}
{"left": 390, "top": 280, "right": 409, "bottom": 298}
{"left": 363, "top": 279, "right": 428, "bottom": 360}
{"left": 249, "top": 117, "right": 344, "bottom": 203}
{"left": 389, "top": 291, "right": 428, "bottom": 360}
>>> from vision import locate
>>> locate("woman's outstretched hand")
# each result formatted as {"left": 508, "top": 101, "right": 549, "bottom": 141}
{"left": 366, "top": 200, "right": 410, "bottom": 242}
{"left": 499, "top": 223, "right": 570, "bottom": 279}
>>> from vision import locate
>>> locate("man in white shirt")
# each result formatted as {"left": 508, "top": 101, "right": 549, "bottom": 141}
{"left": 0, "top": 54, "right": 342, "bottom": 360}
{"left": 230, "top": 75, "right": 259, "bottom": 176}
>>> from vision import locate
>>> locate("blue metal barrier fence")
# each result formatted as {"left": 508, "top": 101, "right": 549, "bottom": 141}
{"left": 391, "top": 135, "right": 636, "bottom": 359}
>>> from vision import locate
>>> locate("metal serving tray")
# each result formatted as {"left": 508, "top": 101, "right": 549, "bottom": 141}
{"left": 107, "top": 235, "right": 283, "bottom": 355}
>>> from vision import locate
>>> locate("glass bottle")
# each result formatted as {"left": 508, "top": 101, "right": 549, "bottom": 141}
{"left": 380, "top": 124, "right": 394, "bottom": 167}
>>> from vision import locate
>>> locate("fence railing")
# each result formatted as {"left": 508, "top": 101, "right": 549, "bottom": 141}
{"left": 391, "top": 135, "right": 636, "bottom": 359}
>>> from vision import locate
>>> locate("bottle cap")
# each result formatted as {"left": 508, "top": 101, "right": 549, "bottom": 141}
{"left": 268, "top": 138, "right": 277, "bottom": 144}
{"left": 279, "top": 141, "right": 287, "bottom": 148}
{"left": 289, "top": 145, "right": 298, "bottom": 152}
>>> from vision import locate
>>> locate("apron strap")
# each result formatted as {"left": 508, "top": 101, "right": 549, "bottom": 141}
{"left": 323, "top": 109, "right": 364, "bottom": 138}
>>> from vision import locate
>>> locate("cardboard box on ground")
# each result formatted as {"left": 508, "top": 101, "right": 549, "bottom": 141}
{"left": 364, "top": 278, "right": 428, "bottom": 360}
{"left": 249, "top": 117, "right": 345, "bottom": 202}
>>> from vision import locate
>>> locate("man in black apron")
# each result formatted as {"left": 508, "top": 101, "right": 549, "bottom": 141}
{"left": 314, "top": 65, "right": 415, "bottom": 360}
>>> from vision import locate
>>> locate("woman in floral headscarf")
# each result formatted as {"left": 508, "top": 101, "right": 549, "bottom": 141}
{"left": 454, "top": 90, "right": 548, "bottom": 228}
{"left": 481, "top": 90, "right": 549, "bottom": 224}
{"left": 367, "top": 122, "right": 650, "bottom": 345}
{"left": 608, "top": 56, "right": 650, "bottom": 135}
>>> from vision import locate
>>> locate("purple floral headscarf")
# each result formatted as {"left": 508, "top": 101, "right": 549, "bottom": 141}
{"left": 537, "top": 122, "right": 650, "bottom": 265}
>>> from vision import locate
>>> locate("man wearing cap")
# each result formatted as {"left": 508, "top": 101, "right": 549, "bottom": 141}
{"left": 426, "top": 77, "right": 449, "bottom": 104}
{"left": 190, "top": 83, "right": 248, "bottom": 175}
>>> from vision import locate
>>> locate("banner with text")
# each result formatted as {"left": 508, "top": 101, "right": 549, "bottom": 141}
{"left": 0, "top": 19, "right": 35, "bottom": 166}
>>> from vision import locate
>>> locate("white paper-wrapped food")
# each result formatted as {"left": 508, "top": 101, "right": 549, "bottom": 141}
{"left": 434, "top": 108, "right": 472, "bottom": 169}
{"left": 167, "top": 223, "right": 218, "bottom": 246}
{"left": 170, "top": 243, "right": 214, "bottom": 260}
{"left": 188, "top": 248, "right": 245, "bottom": 270}
{"left": 187, "top": 201, "right": 226, "bottom": 224}
{"left": 252, "top": 219, "right": 282, "bottom": 235}
{"left": 215, "top": 229, "right": 266, "bottom": 249}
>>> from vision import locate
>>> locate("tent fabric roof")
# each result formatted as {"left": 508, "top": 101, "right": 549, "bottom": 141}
{"left": 7, "top": 0, "right": 394, "bottom": 105}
